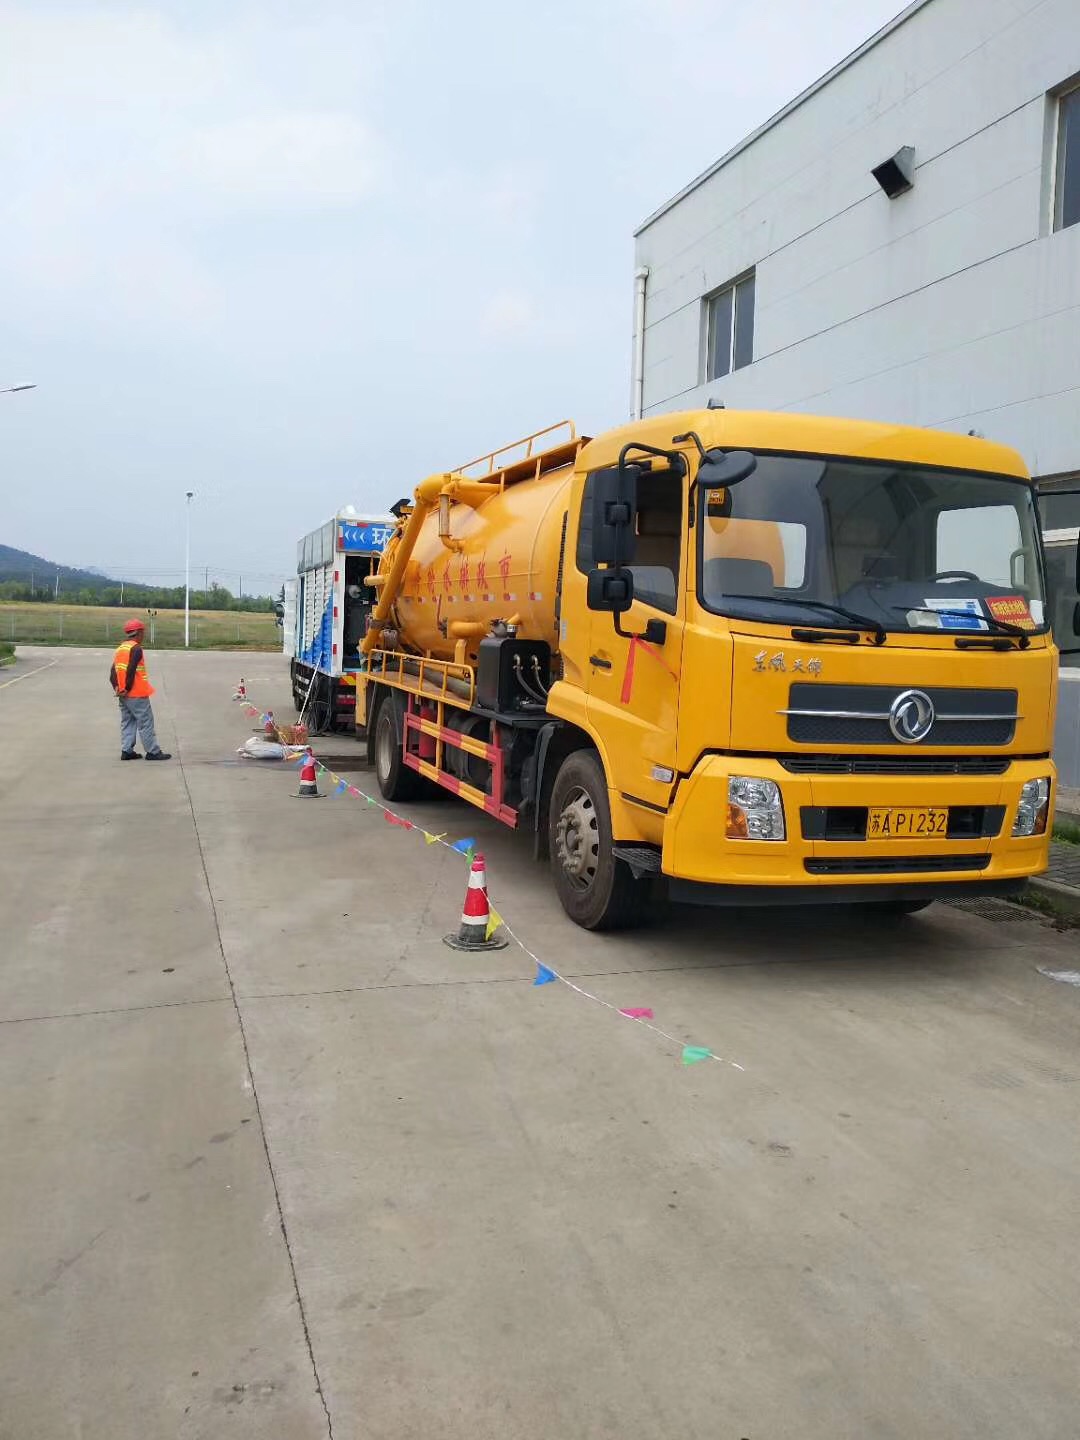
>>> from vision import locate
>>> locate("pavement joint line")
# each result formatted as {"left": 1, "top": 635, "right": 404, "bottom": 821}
{"left": 172, "top": 713, "right": 335, "bottom": 1440}
{"left": 0, "top": 995, "right": 231, "bottom": 1027}
{"left": 0, "top": 658, "right": 61, "bottom": 690}
{"left": 232, "top": 943, "right": 1022, "bottom": 1005}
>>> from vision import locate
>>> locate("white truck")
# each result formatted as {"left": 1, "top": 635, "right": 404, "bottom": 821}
{"left": 284, "top": 509, "right": 396, "bottom": 733}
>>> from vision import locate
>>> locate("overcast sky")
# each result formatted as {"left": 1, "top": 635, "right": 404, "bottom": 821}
{"left": 1, "top": 0, "right": 904, "bottom": 592}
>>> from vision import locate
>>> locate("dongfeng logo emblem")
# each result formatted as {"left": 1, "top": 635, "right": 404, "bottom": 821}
{"left": 889, "top": 689, "right": 935, "bottom": 744}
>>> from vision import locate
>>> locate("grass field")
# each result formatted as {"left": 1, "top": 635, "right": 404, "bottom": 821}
{"left": 0, "top": 603, "right": 281, "bottom": 650}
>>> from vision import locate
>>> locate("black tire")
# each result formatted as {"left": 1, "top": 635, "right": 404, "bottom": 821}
{"left": 373, "top": 695, "right": 425, "bottom": 802}
{"left": 860, "top": 898, "right": 934, "bottom": 916}
{"left": 548, "top": 750, "right": 649, "bottom": 931}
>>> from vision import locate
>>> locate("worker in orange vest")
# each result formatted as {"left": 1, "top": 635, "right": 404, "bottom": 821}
{"left": 109, "top": 619, "right": 171, "bottom": 761}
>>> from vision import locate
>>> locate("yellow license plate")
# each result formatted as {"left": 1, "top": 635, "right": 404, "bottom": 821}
{"left": 867, "top": 806, "right": 948, "bottom": 839}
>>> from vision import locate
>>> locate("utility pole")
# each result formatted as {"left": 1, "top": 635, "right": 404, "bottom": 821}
{"left": 184, "top": 491, "right": 195, "bottom": 647}
{"left": 54, "top": 571, "right": 59, "bottom": 600}
{"left": 204, "top": 565, "right": 209, "bottom": 592}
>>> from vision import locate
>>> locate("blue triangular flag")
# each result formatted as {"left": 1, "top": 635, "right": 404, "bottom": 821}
{"left": 294, "top": 753, "right": 307, "bottom": 768}
{"left": 335, "top": 780, "right": 347, "bottom": 795}
{"left": 533, "top": 964, "right": 557, "bottom": 986}
{"left": 450, "top": 837, "right": 477, "bottom": 855}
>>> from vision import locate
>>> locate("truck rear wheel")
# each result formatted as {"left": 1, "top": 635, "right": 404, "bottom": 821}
{"left": 374, "top": 695, "right": 425, "bottom": 802}
{"left": 548, "top": 750, "right": 648, "bottom": 931}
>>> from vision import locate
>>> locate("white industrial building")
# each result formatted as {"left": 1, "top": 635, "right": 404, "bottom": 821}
{"left": 632, "top": 0, "right": 1080, "bottom": 778}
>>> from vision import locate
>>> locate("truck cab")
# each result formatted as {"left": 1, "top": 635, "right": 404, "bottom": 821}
{"left": 553, "top": 409, "right": 1078, "bottom": 922}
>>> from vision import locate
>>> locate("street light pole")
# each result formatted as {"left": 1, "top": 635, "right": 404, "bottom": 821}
{"left": 184, "top": 491, "right": 195, "bottom": 648}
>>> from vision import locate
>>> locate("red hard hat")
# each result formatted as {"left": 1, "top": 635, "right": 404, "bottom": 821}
{"left": 123, "top": 618, "right": 145, "bottom": 635}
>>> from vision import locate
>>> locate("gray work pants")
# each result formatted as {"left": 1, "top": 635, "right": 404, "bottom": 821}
{"left": 118, "top": 696, "right": 160, "bottom": 754}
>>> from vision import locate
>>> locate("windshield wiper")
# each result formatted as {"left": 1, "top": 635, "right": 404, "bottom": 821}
{"left": 723, "top": 593, "right": 887, "bottom": 645}
{"left": 891, "top": 605, "right": 1033, "bottom": 642}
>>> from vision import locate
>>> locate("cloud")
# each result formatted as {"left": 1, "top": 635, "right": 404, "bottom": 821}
{"left": 171, "top": 112, "right": 383, "bottom": 210}
{"left": 479, "top": 290, "right": 538, "bottom": 341}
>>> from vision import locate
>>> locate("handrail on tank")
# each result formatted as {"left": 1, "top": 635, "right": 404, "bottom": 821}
{"left": 455, "top": 420, "right": 578, "bottom": 479}
{"left": 368, "top": 648, "right": 475, "bottom": 708}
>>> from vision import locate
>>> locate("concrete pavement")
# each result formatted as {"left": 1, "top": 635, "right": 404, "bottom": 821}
{"left": 3, "top": 646, "right": 1080, "bottom": 1439}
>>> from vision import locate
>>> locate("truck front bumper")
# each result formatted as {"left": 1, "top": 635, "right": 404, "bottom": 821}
{"left": 661, "top": 755, "right": 1054, "bottom": 903}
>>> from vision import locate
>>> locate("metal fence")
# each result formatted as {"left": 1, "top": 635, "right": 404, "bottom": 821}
{"left": 1, "top": 608, "right": 279, "bottom": 649}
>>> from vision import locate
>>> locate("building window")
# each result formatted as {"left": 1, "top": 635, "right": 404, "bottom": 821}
{"left": 1054, "top": 83, "right": 1080, "bottom": 231}
{"left": 705, "top": 271, "right": 755, "bottom": 381}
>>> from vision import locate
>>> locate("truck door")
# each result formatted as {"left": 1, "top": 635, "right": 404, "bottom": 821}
{"left": 580, "top": 467, "right": 686, "bottom": 813}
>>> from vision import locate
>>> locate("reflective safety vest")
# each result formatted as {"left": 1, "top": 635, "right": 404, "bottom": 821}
{"left": 112, "top": 641, "right": 154, "bottom": 698}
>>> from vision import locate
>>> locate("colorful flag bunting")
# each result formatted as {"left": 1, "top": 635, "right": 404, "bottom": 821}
{"left": 681, "top": 1045, "right": 711, "bottom": 1066}
{"left": 450, "top": 838, "right": 476, "bottom": 855}
{"left": 485, "top": 908, "right": 503, "bottom": 941}
{"left": 534, "top": 964, "right": 557, "bottom": 986}
{"left": 423, "top": 831, "right": 447, "bottom": 845}
{"left": 619, "top": 1008, "right": 654, "bottom": 1020}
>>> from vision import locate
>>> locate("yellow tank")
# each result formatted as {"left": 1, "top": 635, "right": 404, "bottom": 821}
{"left": 380, "top": 456, "right": 577, "bottom": 664}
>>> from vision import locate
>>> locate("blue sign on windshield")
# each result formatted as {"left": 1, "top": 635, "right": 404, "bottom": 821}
{"left": 338, "top": 522, "right": 394, "bottom": 553}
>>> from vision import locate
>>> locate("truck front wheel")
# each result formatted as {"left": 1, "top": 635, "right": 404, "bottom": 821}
{"left": 548, "top": 750, "right": 648, "bottom": 931}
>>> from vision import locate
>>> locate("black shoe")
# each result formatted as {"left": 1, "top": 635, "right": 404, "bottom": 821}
{"left": 121, "top": 750, "right": 142, "bottom": 760}
{"left": 145, "top": 751, "right": 172, "bottom": 762}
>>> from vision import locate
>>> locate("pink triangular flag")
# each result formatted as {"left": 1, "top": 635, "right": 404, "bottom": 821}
{"left": 619, "top": 1007, "right": 654, "bottom": 1020}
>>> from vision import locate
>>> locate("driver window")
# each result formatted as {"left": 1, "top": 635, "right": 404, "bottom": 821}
{"left": 628, "top": 471, "right": 681, "bottom": 614}
{"left": 575, "top": 468, "right": 682, "bottom": 614}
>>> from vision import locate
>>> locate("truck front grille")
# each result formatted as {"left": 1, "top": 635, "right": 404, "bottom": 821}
{"left": 781, "top": 755, "right": 1010, "bottom": 776}
{"left": 805, "top": 854, "right": 990, "bottom": 875}
{"left": 783, "top": 684, "right": 1018, "bottom": 747}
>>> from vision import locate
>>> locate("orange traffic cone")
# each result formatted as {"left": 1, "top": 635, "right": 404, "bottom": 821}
{"left": 292, "top": 748, "right": 323, "bottom": 799}
{"left": 443, "top": 853, "right": 507, "bottom": 951}
{"left": 233, "top": 677, "right": 247, "bottom": 701}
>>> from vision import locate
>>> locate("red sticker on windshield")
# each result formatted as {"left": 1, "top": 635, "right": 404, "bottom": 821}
{"left": 986, "top": 596, "right": 1036, "bottom": 630}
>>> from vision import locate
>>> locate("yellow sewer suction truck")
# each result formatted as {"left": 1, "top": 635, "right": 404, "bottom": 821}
{"left": 356, "top": 410, "right": 1078, "bottom": 929}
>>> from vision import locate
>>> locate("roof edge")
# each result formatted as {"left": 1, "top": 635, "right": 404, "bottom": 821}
{"left": 634, "top": 0, "right": 935, "bottom": 237}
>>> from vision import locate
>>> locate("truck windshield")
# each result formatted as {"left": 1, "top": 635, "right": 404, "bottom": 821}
{"left": 697, "top": 453, "right": 1048, "bottom": 635}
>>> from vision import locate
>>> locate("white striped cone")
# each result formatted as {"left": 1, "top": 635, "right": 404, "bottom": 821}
{"left": 294, "top": 749, "right": 322, "bottom": 798}
{"left": 443, "top": 853, "right": 507, "bottom": 951}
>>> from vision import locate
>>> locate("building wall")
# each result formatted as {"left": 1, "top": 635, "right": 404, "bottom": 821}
{"left": 635, "top": 0, "right": 1080, "bottom": 484}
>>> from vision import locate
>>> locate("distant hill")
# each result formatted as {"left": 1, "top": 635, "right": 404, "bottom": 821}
{"left": 0, "top": 544, "right": 122, "bottom": 592}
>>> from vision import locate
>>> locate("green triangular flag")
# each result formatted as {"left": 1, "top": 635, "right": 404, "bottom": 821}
{"left": 682, "top": 1045, "right": 711, "bottom": 1066}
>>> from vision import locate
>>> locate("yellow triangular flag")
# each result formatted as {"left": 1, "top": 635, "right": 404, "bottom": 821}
{"left": 485, "top": 908, "right": 503, "bottom": 941}
{"left": 423, "top": 831, "right": 447, "bottom": 844}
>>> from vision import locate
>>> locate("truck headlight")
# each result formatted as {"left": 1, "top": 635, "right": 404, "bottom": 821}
{"left": 1012, "top": 777, "right": 1050, "bottom": 837}
{"left": 727, "top": 776, "right": 786, "bottom": 841}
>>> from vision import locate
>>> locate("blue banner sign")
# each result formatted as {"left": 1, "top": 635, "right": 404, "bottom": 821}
{"left": 338, "top": 522, "right": 395, "bottom": 553}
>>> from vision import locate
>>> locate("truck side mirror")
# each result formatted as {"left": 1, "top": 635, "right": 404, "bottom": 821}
{"left": 697, "top": 449, "right": 757, "bottom": 488}
{"left": 587, "top": 567, "right": 635, "bottom": 613}
{"left": 590, "top": 465, "right": 639, "bottom": 565}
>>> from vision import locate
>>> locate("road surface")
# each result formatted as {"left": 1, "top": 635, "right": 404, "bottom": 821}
{"left": 2, "top": 646, "right": 1078, "bottom": 1439}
